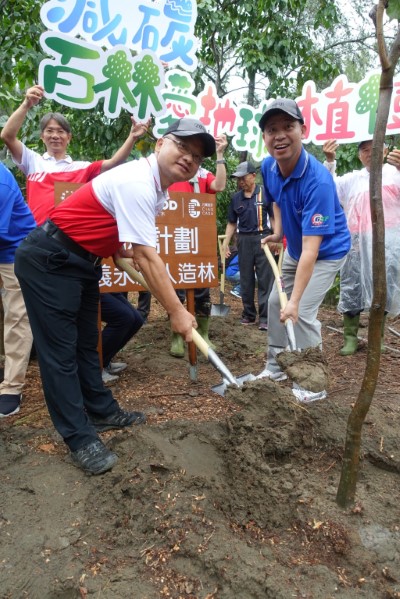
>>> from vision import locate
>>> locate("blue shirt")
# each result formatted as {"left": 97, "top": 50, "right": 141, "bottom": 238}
{"left": 226, "top": 253, "right": 239, "bottom": 277}
{"left": 261, "top": 148, "right": 350, "bottom": 261}
{"left": 227, "top": 184, "right": 273, "bottom": 234}
{"left": 0, "top": 163, "right": 36, "bottom": 263}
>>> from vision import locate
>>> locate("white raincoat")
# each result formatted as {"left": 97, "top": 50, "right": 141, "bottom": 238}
{"left": 330, "top": 163, "right": 400, "bottom": 316}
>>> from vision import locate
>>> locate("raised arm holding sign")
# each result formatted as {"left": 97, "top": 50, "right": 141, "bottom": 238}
{"left": 1, "top": 84, "right": 150, "bottom": 225}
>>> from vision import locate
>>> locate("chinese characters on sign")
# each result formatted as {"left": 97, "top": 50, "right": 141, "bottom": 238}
{"left": 40, "top": 0, "right": 199, "bottom": 66}
{"left": 39, "top": 34, "right": 166, "bottom": 120}
{"left": 154, "top": 71, "right": 400, "bottom": 161}
{"left": 54, "top": 184, "right": 218, "bottom": 293}
{"left": 39, "top": 2, "right": 400, "bottom": 159}
{"left": 39, "top": 0, "right": 199, "bottom": 119}
{"left": 100, "top": 192, "right": 218, "bottom": 293}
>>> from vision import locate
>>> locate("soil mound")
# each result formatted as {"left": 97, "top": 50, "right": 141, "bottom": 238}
{"left": 1, "top": 300, "right": 400, "bottom": 598}
{"left": 276, "top": 347, "right": 329, "bottom": 392}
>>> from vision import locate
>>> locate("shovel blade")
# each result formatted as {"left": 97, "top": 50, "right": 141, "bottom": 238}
{"left": 211, "top": 373, "right": 256, "bottom": 396}
{"left": 210, "top": 303, "right": 230, "bottom": 317}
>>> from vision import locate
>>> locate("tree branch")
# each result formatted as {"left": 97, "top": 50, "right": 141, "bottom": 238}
{"left": 376, "top": 0, "right": 390, "bottom": 69}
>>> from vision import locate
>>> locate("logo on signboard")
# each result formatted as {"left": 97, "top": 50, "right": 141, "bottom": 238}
{"left": 188, "top": 199, "right": 201, "bottom": 218}
{"left": 163, "top": 199, "right": 178, "bottom": 211}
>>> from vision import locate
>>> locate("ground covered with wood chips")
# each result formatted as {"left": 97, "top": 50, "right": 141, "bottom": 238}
{"left": 1, "top": 288, "right": 400, "bottom": 599}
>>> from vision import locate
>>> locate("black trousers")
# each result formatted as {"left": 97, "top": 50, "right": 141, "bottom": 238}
{"left": 176, "top": 287, "right": 211, "bottom": 316}
{"left": 14, "top": 227, "right": 119, "bottom": 451}
{"left": 237, "top": 234, "right": 274, "bottom": 323}
{"left": 137, "top": 288, "right": 211, "bottom": 318}
{"left": 101, "top": 292, "right": 143, "bottom": 367}
{"left": 137, "top": 290, "right": 152, "bottom": 319}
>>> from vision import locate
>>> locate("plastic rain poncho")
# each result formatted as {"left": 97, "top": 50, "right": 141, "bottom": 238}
{"left": 333, "top": 163, "right": 400, "bottom": 316}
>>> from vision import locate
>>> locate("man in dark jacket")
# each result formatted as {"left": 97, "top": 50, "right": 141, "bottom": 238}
{"left": 223, "top": 161, "right": 274, "bottom": 330}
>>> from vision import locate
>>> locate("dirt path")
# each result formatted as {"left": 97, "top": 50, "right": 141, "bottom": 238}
{"left": 1, "top": 291, "right": 400, "bottom": 599}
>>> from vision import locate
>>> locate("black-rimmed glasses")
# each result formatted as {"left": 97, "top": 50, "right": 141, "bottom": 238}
{"left": 164, "top": 136, "right": 204, "bottom": 165}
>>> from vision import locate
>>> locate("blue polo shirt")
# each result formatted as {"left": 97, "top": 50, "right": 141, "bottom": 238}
{"left": 0, "top": 163, "right": 36, "bottom": 263}
{"left": 261, "top": 148, "right": 350, "bottom": 261}
{"left": 227, "top": 184, "right": 273, "bottom": 234}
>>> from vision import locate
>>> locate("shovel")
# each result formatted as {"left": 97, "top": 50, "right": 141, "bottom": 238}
{"left": 211, "top": 235, "right": 230, "bottom": 317}
{"left": 263, "top": 243, "right": 297, "bottom": 351}
{"left": 192, "top": 331, "right": 256, "bottom": 396}
{"left": 114, "top": 257, "right": 255, "bottom": 396}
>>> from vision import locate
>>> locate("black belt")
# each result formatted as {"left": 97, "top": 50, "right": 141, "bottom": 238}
{"left": 42, "top": 220, "right": 102, "bottom": 266}
{"left": 238, "top": 231, "right": 270, "bottom": 236}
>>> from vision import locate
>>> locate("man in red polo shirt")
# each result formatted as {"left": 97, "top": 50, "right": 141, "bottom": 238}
{"left": 168, "top": 134, "right": 228, "bottom": 355}
{"left": 1, "top": 84, "right": 148, "bottom": 224}
{"left": 139, "top": 133, "right": 228, "bottom": 356}
{"left": 1, "top": 84, "right": 150, "bottom": 384}
{"left": 15, "top": 118, "right": 216, "bottom": 476}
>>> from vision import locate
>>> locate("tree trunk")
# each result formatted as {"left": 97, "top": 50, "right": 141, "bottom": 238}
{"left": 336, "top": 0, "right": 400, "bottom": 507}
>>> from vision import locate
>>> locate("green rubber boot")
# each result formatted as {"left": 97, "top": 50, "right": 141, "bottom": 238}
{"left": 381, "top": 313, "right": 387, "bottom": 353}
{"left": 196, "top": 315, "right": 216, "bottom": 350}
{"left": 340, "top": 314, "right": 360, "bottom": 356}
{"left": 170, "top": 331, "right": 185, "bottom": 358}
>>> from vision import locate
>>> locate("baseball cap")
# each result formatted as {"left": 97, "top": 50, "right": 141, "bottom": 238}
{"left": 163, "top": 118, "right": 216, "bottom": 157}
{"left": 358, "top": 139, "right": 372, "bottom": 150}
{"left": 259, "top": 98, "right": 304, "bottom": 131}
{"left": 231, "top": 161, "right": 257, "bottom": 178}
{"left": 358, "top": 139, "right": 388, "bottom": 151}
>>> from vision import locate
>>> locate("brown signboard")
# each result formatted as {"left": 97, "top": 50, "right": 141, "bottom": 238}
{"left": 54, "top": 182, "right": 83, "bottom": 205}
{"left": 53, "top": 185, "right": 218, "bottom": 293}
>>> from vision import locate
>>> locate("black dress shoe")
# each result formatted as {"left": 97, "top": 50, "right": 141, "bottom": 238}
{"left": 89, "top": 407, "right": 146, "bottom": 432}
{"left": 70, "top": 439, "right": 118, "bottom": 475}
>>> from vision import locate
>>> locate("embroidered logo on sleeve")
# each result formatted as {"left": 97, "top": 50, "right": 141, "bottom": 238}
{"left": 311, "top": 214, "right": 329, "bottom": 226}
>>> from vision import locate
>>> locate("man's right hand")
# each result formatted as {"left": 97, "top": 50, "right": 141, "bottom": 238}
{"left": 169, "top": 306, "right": 197, "bottom": 342}
{"left": 322, "top": 139, "right": 338, "bottom": 163}
{"left": 223, "top": 242, "right": 231, "bottom": 259}
{"left": 24, "top": 85, "right": 44, "bottom": 109}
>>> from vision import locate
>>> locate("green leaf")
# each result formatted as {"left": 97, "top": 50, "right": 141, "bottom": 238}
{"left": 386, "top": 0, "right": 400, "bottom": 20}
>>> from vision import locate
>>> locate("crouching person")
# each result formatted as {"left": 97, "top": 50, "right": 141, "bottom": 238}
{"left": 15, "top": 118, "right": 215, "bottom": 474}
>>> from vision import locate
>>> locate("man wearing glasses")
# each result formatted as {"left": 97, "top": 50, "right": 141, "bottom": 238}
{"left": 14, "top": 117, "right": 216, "bottom": 476}
{"left": 140, "top": 124, "right": 228, "bottom": 357}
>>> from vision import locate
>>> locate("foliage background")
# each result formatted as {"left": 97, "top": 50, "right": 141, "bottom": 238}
{"left": 0, "top": 0, "right": 396, "bottom": 231}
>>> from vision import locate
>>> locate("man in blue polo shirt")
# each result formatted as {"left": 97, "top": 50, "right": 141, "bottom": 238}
{"left": 257, "top": 98, "right": 351, "bottom": 402}
{"left": 0, "top": 163, "right": 35, "bottom": 417}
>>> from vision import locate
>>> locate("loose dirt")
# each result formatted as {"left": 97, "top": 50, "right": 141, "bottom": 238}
{"left": 276, "top": 347, "right": 330, "bottom": 392}
{"left": 1, "top": 290, "right": 400, "bottom": 599}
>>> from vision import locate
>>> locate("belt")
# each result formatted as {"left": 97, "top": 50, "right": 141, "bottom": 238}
{"left": 238, "top": 231, "right": 270, "bottom": 236}
{"left": 42, "top": 220, "right": 102, "bottom": 266}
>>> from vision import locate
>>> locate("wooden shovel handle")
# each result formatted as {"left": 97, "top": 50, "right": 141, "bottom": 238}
{"left": 114, "top": 256, "right": 210, "bottom": 358}
{"left": 191, "top": 328, "right": 209, "bottom": 358}
{"left": 263, "top": 243, "right": 286, "bottom": 310}
{"left": 263, "top": 244, "right": 297, "bottom": 351}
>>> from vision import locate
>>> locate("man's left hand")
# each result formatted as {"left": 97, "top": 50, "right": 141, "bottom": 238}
{"left": 215, "top": 133, "right": 228, "bottom": 155}
{"left": 387, "top": 148, "right": 400, "bottom": 170}
{"left": 130, "top": 117, "right": 152, "bottom": 138}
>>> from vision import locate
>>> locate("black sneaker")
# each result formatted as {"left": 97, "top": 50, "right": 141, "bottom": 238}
{"left": 0, "top": 393, "right": 21, "bottom": 418}
{"left": 70, "top": 439, "right": 118, "bottom": 475}
{"left": 89, "top": 407, "right": 146, "bottom": 432}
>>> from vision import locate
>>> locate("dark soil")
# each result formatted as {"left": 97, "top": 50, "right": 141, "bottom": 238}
{"left": 1, "top": 288, "right": 400, "bottom": 599}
